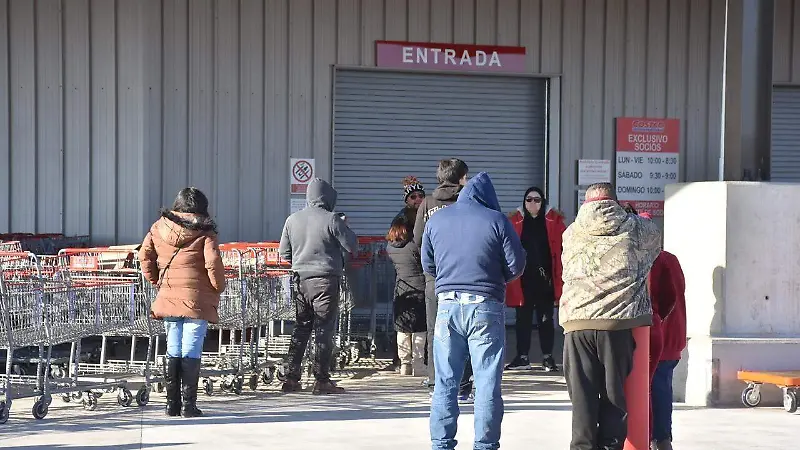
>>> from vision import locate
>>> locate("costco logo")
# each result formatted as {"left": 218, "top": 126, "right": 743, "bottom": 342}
{"left": 631, "top": 120, "right": 665, "bottom": 133}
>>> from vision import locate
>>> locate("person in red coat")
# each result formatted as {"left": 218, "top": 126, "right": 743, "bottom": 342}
{"left": 620, "top": 204, "right": 668, "bottom": 448}
{"left": 505, "top": 187, "right": 566, "bottom": 372}
{"left": 648, "top": 250, "right": 686, "bottom": 450}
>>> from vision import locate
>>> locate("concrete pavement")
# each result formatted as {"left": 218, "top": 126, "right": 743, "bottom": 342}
{"left": 0, "top": 365, "right": 794, "bottom": 449}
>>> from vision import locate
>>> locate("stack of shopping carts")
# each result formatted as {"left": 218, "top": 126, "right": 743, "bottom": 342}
{"left": 0, "top": 250, "right": 139, "bottom": 422}
{"left": 0, "top": 236, "right": 391, "bottom": 423}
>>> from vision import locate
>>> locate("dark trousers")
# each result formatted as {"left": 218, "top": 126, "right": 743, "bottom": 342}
{"left": 564, "top": 329, "right": 636, "bottom": 450}
{"left": 425, "top": 276, "right": 473, "bottom": 391}
{"left": 651, "top": 360, "right": 679, "bottom": 442}
{"left": 286, "top": 276, "right": 340, "bottom": 382}
{"left": 514, "top": 290, "right": 555, "bottom": 358}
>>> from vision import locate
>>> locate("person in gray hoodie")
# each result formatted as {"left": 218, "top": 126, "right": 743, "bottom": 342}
{"left": 279, "top": 178, "right": 357, "bottom": 395}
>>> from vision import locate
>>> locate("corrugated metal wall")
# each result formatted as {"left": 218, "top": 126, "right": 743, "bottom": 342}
{"left": 0, "top": 0, "right": 734, "bottom": 243}
{"left": 774, "top": 0, "right": 800, "bottom": 85}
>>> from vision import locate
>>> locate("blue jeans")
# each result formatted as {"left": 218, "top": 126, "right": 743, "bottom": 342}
{"left": 164, "top": 318, "right": 208, "bottom": 359}
{"left": 430, "top": 294, "right": 505, "bottom": 450}
{"left": 651, "top": 360, "right": 679, "bottom": 442}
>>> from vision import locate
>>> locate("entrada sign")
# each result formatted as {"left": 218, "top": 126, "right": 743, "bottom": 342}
{"left": 376, "top": 41, "right": 527, "bottom": 73}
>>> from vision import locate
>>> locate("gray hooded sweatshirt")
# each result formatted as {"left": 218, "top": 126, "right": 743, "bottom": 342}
{"left": 279, "top": 179, "right": 358, "bottom": 280}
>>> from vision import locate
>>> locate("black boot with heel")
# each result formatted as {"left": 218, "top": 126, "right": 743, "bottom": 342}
{"left": 164, "top": 357, "right": 182, "bottom": 417}
{"left": 180, "top": 358, "right": 203, "bottom": 418}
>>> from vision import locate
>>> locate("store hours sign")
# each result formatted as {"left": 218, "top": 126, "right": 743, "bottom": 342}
{"left": 615, "top": 118, "right": 680, "bottom": 217}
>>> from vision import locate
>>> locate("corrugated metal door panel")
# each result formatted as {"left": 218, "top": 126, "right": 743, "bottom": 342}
{"left": 771, "top": 87, "right": 800, "bottom": 182}
{"left": 333, "top": 70, "right": 547, "bottom": 236}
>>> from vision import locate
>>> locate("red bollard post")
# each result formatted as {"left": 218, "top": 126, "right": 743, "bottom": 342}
{"left": 623, "top": 326, "right": 651, "bottom": 450}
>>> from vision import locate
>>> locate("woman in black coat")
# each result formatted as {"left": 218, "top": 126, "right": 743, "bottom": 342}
{"left": 385, "top": 215, "right": 427, "bottom": 377}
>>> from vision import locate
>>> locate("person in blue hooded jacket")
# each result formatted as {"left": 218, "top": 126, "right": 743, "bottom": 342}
{"left": 421, "top": 172, "right": 526, "bottom": 450}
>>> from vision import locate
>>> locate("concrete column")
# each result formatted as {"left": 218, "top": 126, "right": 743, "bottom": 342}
{"left": 722, "top": 0, "right": 774, "bottom": 181}
{"left": 665, "top": 182, "right": 800, "bottom": 407}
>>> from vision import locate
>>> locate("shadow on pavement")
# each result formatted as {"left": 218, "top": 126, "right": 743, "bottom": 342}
{"left": 1, "top": 375, "right": 570, "bottom": 436}
{"left": 0, "top": 332, "right": 570, "bottom": 439}
{"left": 6, "top": 444, "right": 187, "bottom": 449}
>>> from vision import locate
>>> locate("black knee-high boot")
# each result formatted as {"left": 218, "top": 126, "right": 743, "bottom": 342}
{"left": 180, "top": 358, "right": 203, "bottom": 417}
{"left": 165, "top": 357, "right": 182, "bottom": 416}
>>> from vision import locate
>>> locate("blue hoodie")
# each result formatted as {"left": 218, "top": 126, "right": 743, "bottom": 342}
{"left": 421, "top": 172, "right": 527, "bottom": 301}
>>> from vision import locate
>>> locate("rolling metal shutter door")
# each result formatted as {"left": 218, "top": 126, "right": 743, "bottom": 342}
{"left": 771, "top": 88, "right": 800, "bottom": 182}
{"left": 333, "top": 70, "right": 547, "bottom": 236}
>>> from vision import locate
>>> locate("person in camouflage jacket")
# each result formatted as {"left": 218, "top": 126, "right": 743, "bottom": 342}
{"left": 559, "top": 194, "right": 661, "bottom": 332}
{"left": 559, "top": 182, "right": 661, "bottom": 450}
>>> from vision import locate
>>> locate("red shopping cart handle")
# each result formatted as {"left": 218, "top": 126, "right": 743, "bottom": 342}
{"left": 357, "top": 236, "right": 387, "bottom": 244}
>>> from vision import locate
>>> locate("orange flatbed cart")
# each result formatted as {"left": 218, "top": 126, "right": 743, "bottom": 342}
{"left": 737, "top": 370, "right": 800, "bottom": 413}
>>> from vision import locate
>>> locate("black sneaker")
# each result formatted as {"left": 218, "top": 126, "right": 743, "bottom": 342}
{"left": 504, "top": 356, "right": 532, "bottom": 371}
{"left": 542, "top": 355, "right": 559, "bottom": 372}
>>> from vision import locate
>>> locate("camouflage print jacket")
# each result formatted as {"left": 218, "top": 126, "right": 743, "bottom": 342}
{"left": 558, "top": 199, "right": 662, "bottom": 333}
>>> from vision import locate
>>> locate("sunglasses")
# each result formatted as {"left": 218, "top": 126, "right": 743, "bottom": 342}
{"left": 408, "top": 193, "right": 424, "bottom": 200}
{"left": 525, "top": 197, "right": 543, "bottom": 204}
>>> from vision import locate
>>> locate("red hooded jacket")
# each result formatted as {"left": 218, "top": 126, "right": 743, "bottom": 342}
{"left": 647, "top": 250, "right": 687, "bottom": 361}
{"left": 505, "top": 209, "right": 566, "bottom": 307}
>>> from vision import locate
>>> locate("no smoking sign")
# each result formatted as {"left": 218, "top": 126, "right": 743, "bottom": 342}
{"left": 290, "top": 158, "right": 315, "bottom": 194}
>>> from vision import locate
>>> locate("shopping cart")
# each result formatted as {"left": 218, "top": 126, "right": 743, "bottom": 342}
{"left": 0, "top": 241, "right": 22, "bottom": 252}
{"left": 55, "top": 247, "right": 163, "bottom": 410}
{"left": 0, "top": 251, "right": 126, "bottom": 422}
{"left": 341, "top": 237, "right": 395, "bottom": 361}
{"left": 196, "top": 246, "right": 251, "bottom": 396}
{"left": 0, "top": 234, "right": 90, "bottom": 255}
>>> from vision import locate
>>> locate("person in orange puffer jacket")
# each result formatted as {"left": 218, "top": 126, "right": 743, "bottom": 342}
{"left": 505, "top": 187, "right": 567, "bottom": 372}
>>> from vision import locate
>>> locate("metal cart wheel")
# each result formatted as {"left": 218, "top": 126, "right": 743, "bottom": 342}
{"left": 337, "top": 352, "right": 348, "bottom": 370}
{"left": 260, "top": 367, "right": 275, "bottom": 385}
{"left": 135, "top": 387, "right": 150, "bottom": 407}
{"left": 203, "top": 378, "right": 214, "bottom": 396}
{"left": 232, "top": 377, "right": 243, "bottom": 395}
{"left": 83, "top": 393, "right": 98, "bottom": 411}
{"left": 783, "top": 389, "right": 798, "bottom": 413}
{"left": 249, "top": 374, "right": 259, "bottom": 391}
{"left": 31, "top": 399, "right": 48, "bottom": 420}
{"left": 741, "top": 384, "right": 762, "bottom": 407}
{"left": 49, "top": 365, "right": 66, "bottom": 379}
{"left": 350, "top": 345, "right": 361, "bottom": 364}
{"left": 117, "top": 389, "right": 134, "bottom": 407}
{"left": 0, "top": 401, "right": 9, "bottom": 424}
{"left": 61, "top": 394, "right": 71, "bottom": 403}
